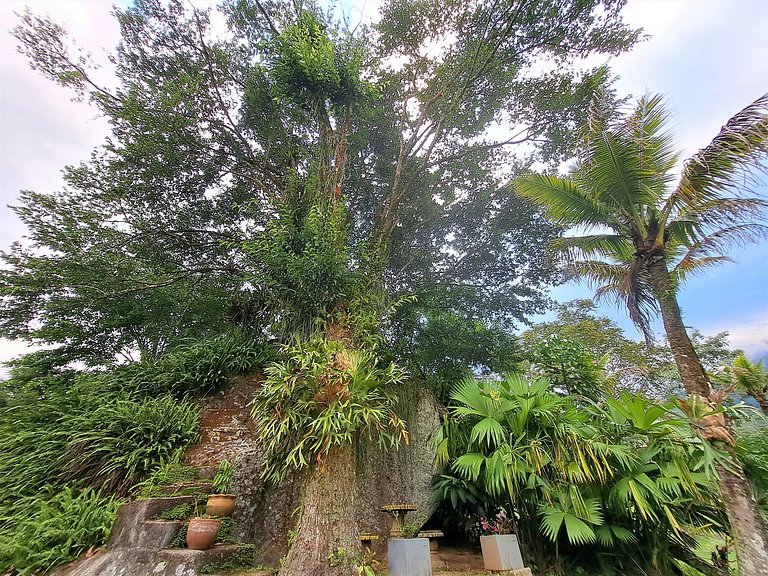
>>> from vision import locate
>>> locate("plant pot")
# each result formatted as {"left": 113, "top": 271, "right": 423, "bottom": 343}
{"left": 186, "top": 518, "right": 221, "bottom": 550}
{"left": 480, "top": 534, "right": 524, "bottom": 571}
{"left": 206, "top": 494, "right": 236, "bottom": 517}
{"left": 387, "top": 537, "right": 432, "bottom": 576}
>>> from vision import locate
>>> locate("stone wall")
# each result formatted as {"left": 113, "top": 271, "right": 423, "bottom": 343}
{"left": 186, "top": 376, "right": 444, "bottom": 566}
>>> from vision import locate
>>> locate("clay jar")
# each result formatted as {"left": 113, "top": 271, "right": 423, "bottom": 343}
{"left": 206, "top": 494, "right": 236, "bottom": 517}
{"left": 186, "top": 518, "right": 221, "bottom": 550}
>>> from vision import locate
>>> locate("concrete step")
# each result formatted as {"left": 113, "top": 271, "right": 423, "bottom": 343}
{"left": 136, "top": 520, "right": 184, "bottom": 549}
{"left": 109, "top": 497, "right": 196, "bottom": 549}
{"left": 60, "top": 545, "right": 256, "bottom": 576}
{"left": 157, "top": 544, "right": 252, "bottom": 571}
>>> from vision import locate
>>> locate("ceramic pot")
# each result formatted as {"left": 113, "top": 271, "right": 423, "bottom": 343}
{"left": 206, "top": 494, "right": 236, "bottom": 517}
{"left": 186, "top": 518, "right": 221, "bottom": 550}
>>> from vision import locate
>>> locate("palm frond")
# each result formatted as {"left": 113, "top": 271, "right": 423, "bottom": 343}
{"left": 625, "top": 93, "right": 680, "bottom": 198}
{"left": 672, "top": 255, "right": 732, "bottom": 283}
{"left": 673, "top": 223, "right": 768, "bottom": 261}
{"left": 676, "top": 92, "right": 768, "bottom": 205}
{"left": 515, "top": 174, "right": 615, "bottom": 229}
{"left": 581, "top": 130, "right": 650, "bottom": 217}
{"left": 553, "top": 234, "right": 634, "bottom": 263}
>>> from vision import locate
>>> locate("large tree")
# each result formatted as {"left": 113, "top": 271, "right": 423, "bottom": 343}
{"left": 4, "top": 1, "right": 639, "bottom": 574}
{"left": 516, "top": 93, "right": 768, "bottom": 575}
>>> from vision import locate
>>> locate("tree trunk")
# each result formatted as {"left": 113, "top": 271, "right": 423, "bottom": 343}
{"left": 757, "top": 394, "right": 768, "bottom": 416}
{"left": 646, "top": 256, "right": 768, "bottom": 574}
{"left": 715, "top": 454, "right": 768, "bottom": 576}
{"left": 646, "top": 256, "right": 711, "bottom": 398}
{"left": 278, "top": 440, "right": 362, "bottom": 576}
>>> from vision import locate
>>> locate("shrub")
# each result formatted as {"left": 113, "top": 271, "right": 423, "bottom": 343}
{"left": 62, "top": 395, "right": 200, "bottom": 496}
{"left": 122, "top": 334, "right": 271, "bottom": 397}
{"left": 0, "top": 486, "right": 119, "bottom": 576}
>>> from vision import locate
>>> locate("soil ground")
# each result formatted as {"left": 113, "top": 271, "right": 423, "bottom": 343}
{"left": 216, "top": 544, "right": 499, "bottom": 575}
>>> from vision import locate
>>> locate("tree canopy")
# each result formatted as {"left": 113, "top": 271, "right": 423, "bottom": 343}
{"left": 3, "top": 0, "right": 640, "bottom": 368}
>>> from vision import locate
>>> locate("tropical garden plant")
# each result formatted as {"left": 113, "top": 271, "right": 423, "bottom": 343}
{"left": 435, "top": 373, "right": 730, "bottom": 575}
{"left": 730, "top": 353, "right": 768, "bottom": 414}
{"left": 515, "top": 92, "right": 768, "bottom": 573}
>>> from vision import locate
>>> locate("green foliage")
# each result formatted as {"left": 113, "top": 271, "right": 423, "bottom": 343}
{"left": 199, "top": 544, "right": 256, "bottom": 573}
{"left": 437, "top": 374, "right": 727, "bottom": 575}
{"left": 730, "top": 353, "right": 768, "bottom": 408}
{"left": 0, "top": 333, "right": 264, "bottom": 573}
{"left": 527, "top": 334, "right": 605, "bottom": 400}
{"left": 734, "top": 418, "right": 768, "bottom": 523}
{"left": 4, "top": 0, "right": 641, "bottom": 371}
{"left": 133, "top": 456, "right": 199, "bottom": 500}
{"left": 0, "top": 486, "right": 119, "bottom": 576}
{"left": 242, "top": 200, "right": 352, "bottom": 337}
{"left": 521, "top": 300, "right": 741, "bottom": 400}
{"left": 269, "top": 11, "right": 371, "bottom": 111}
{"left": 122, "top": 334, "right": 271, "bottom": 397}
{"left": 515, "top": 91, "right": 767, "bottom": 352}
{"left": 153, "top": 502, "right": 195, "bottom": 521}
{"left": 212, "top": 460, "right": 234, "bottom": 494}
{"left": 392, "top": 294, "right": 524, "bottom": 403}
{"left": 252, "top": 336, "right": 408, "bottom": 484}
{"left": 63, "top": 396, "right": 200, "bottom": 495}
{"left": 170, "top": 522, "right": 188, "bottom": 549}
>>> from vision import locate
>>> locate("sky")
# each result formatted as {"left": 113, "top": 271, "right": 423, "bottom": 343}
{"left": 0, "top": 0, "right": 767, "bottom": 369}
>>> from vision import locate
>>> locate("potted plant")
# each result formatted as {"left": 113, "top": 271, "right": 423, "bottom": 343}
{"left": 206, "top": 460, "right": 236, "bottom": 517}
{"left": 187, "top": 499, "right": 221, "bottom": 550}
{"left": 387, "top": 518, "right": 432, "bottom": 576}
{"left": 478, "top": 512, "right": 524, "bottom": 571}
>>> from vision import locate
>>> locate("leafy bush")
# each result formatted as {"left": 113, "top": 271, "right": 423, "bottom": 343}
{"left": 0, "top": 486, "right": 119, "bottom": 576}
{"left": 62, "top": 396, "right": 200, "bottom": 496}
{"left": 436, "top": 374, "right": 726, "bottom": 575}
{"left": 122, "top": 334, "right": 271, "bottom": 397}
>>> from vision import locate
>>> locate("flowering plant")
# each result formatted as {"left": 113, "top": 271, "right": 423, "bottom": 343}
{"left": 477, "top": 511, "right": 515, "bottom": 535}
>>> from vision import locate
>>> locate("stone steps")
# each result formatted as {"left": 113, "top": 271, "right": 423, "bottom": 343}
{"left": 109, "top": 496, "right": 200, "bottom": 550}
{"left": 58, "top": 495, "right": 263, "bottom": 575}
{"left": 59, "top": 544, "right": 254, "bottom": 576}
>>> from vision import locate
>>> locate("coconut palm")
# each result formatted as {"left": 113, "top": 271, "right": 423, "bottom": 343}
{"left": 515, "top": 92, "right": 768, "bottom": 574}
{"left": 731, "top": 353, "right": 768, "bottom": 414}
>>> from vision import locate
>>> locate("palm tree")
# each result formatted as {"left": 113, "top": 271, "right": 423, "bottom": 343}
{"left": 731, "top": 352, "right": 768, "bottom": 414}
{"left": 515, "top": 92, "right": 768, "bottom": 575}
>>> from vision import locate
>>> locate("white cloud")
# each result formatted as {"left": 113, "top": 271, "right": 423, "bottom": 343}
{"left": 700, "top": 314, "right": 768, "bottom": 359}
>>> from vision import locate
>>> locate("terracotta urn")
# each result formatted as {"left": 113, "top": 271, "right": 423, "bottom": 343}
{"left": 186, "top": 518, "right": 221, "bottom": 550}
{"left": 206, "top": 494, "right": 237, "bottom": 517}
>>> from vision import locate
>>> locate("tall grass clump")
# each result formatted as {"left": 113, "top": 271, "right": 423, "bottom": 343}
{"left": 122, "top": 334, "right": 271, "bottom": 397}
{"left": 0, "top": 486, "right": 119, "bottom": 576}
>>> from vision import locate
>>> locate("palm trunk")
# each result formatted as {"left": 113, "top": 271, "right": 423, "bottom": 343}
{"left": 757, "top": 395, "right": 768, "bottom": 416}
{"left": 646, "top": 256, "right": 768, "bottom": 575}
{"left": 715, "top": 455, "right": 768, "bottom": 576}
{"left": 278, "top": 440, "right": 361, "bottom": 576}
{"left": 645, "top": 256, "right": 711, "bottom": 397}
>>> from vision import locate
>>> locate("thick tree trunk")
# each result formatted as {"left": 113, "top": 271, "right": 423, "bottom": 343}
{"left": 646, "top": 256, "right": 768, "bottom": 574}
{"left": 278, "top": 441, "right": 361, "bottom": 576}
